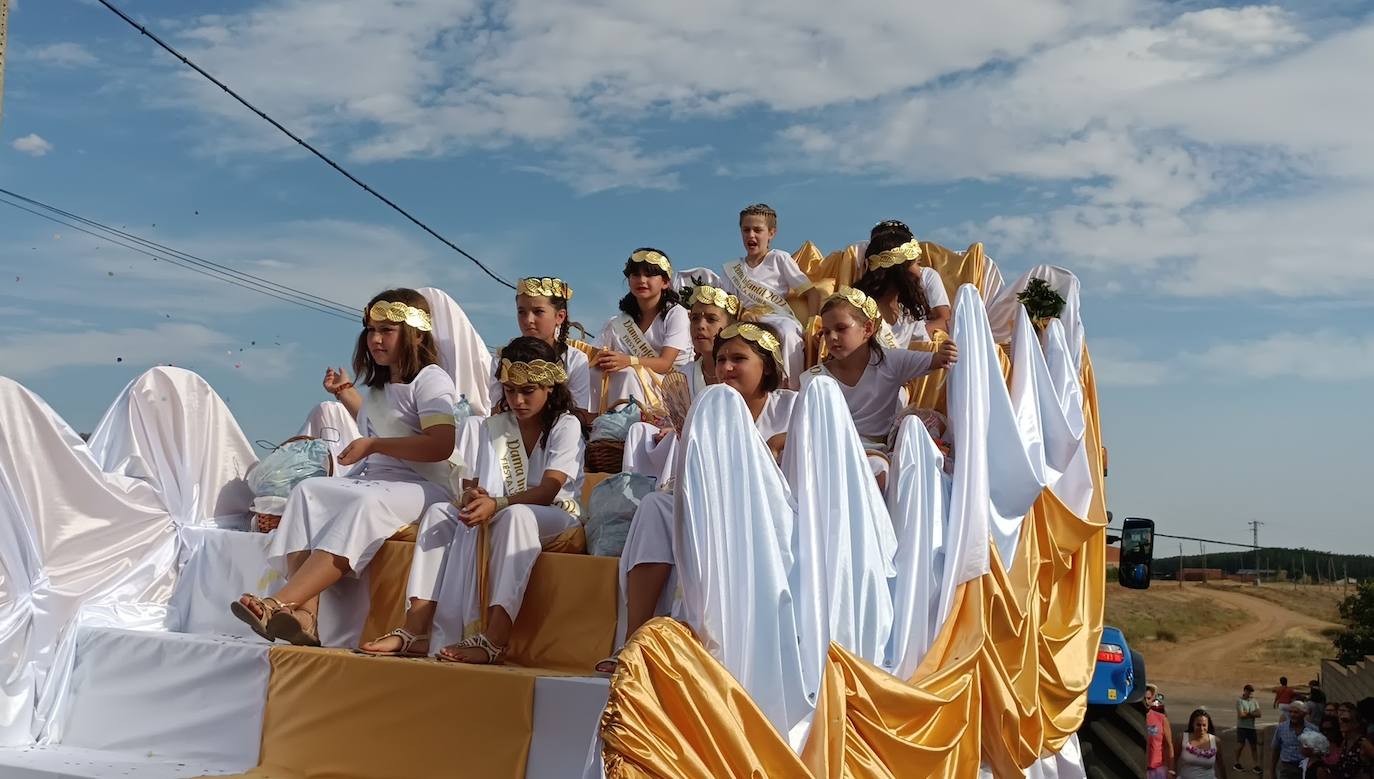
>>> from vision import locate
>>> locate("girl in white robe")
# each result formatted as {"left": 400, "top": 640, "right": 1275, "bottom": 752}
{"left": 721, "top": 204, "right": 821, "bottom": 389}
{"left": 592, "top": 248, "right": 693, "bottom": 411}
{"left": 853, "top": 220, "right": 951, "bottom": 340}
{"left": 487, "top": 276, "right": 592, "bottom": 413}
{"left": 597, "top": 322, "right": 795, "bottom": 673}
{"left": 804, "top": 286, "right": 957, "bottom": 491}
{"left": 358, "top": 336, "right": 585, "bottom": 662}
{"left": 231, "top": 289, "right": 459, "bottom": 647}
{"left": 619, "top": 283, "right": 739, "bottom": 480}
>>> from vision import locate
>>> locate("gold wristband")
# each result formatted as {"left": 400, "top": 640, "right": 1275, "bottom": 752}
{"left": 630, "top": 356, "right": 641, "bottom": 366}
{"left": 493, "top": 496, "right": 510, "bottom": 512}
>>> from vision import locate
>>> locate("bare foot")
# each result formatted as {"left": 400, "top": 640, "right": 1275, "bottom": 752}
{"left": 238, "top": 594, "right": 264, "bottom": 619}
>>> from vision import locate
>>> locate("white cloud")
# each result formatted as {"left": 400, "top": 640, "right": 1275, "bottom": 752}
{"left": 11, "top": 134, "right": 54, "bottom": 157}
{"left": 0, "top": 322, "right": 297, "bottom": 380}
{"left": 519, "top": 138, "right": 710, "bottom": 194}
{"left": 1092, "top": 330, "right": 1374, "bottom": 386}
{"left": 29, "top": 42, "right": 99, "bottom": 67}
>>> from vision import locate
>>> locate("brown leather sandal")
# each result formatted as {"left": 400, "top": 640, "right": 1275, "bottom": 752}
{"left": 356, "top": 628, "right": 430, "bottom": 658}
{"left": 266, "top": 603, "right": 321, "bottom": 647}
{"left": 230, "top": 594, "right": 287, "bottom": 641}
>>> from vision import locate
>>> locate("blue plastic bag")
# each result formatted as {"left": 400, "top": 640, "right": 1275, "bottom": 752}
{"left": 589, "top": 398, "right": 640, "bottom": 443}
{"left": 247, "top": 438, "right": 333, "bottom": 500}
{"left": 585, "top": 471, "right": 655, "bottom": 557}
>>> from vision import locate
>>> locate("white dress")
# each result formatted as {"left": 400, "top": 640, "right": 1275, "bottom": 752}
{"left": 407, "top": 413, "right": 585, "bottom": 642}
{"left": 488, "top": 346, "right": 592, "bottom": 412}
{"left": 617, "top": 389, "right": 796, "bottom": 641}
{"left": 722, "top": 250, "right": 809, "bottom": 388}
{"left": 266, "top": 364, "right": 457, "bottom": 576}
{"left": 593, "top": 307, "right": 694, "bottom": 409}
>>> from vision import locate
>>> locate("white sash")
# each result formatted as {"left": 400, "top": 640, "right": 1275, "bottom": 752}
{"left": 485, "top": 413, "right": 580, "bottom": 517}
{"left": 361, "top": 388, "right": 464, "bottom": 495}
{"left": 726, "top": 260, "right": 798, "bottom": 322}
{"left": 607, "top": 315, "right": 665, "bottom": 408}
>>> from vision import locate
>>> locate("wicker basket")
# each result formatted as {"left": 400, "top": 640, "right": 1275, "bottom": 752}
{"left": 586, "top": 440, "right": 626, "bottom": 474}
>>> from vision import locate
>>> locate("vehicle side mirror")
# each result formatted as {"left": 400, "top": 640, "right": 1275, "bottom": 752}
{"left": 1117, "top": 517, "right": 1154, "bottom": 590}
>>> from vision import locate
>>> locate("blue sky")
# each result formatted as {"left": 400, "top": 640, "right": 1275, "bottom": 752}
{"left": 2, "top": 0, "right": 1372, "bottom": 554}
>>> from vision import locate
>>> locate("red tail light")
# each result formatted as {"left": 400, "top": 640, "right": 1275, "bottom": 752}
{"left": 1097, "top": 643, "right": 1124, "bottom": 663}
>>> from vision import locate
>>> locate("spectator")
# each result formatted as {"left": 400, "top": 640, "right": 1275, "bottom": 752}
{"left": 1175, "top": 708, "right": 1227, "bottom": 778}
{"left": 1317, "top": 714, "right": 1342, "bottom": 777}
{"left": 1336, "top": 702, "right": 1373, "bottom": 779}
{"left": 1277, "top": 677, "right": 1296, "bottom": 720}
{"left": 1235, "top": 684, "right": 1263, "bottom": 773}
{"left": 1359, "top": 698, "right": 1374, "bottom": 739}
{"left": 1271, "top": 702, "right": 1319, "bottom": 779}
{"left": 1148, "top": 694, "right": 1175, "bottom": 779}
{"left": 1309, "top": 681, "right": 1327, "bottom": 721}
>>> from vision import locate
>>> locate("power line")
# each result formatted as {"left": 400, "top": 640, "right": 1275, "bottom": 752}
{"left": 0, "top": 191, "right": 358, "bottom": 322}
{"left": 92, "top": 0, "right": 517, "bottom": 292}
{"left": 0, "top": 187, "right": 358, "bottom": 316}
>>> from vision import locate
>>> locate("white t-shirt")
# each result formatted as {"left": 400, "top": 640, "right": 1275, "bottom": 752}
{"left": 724, "top": 249, "right": 811, "bottom": 301}
{"left": 489, "top": 346, "right": 591, "bottom": 411}
{"left": 755, "top": 390, "right": 797, "bottom": 440}
{"left": 598, "top": 306, "right": 694, "bottom": 370}
{"left": 361, "top": 363, "right": 457, "bottom": 474}
{"left": 518, "top": 411, "right": 585, "bottom": 506}
{"left": 802, "top": 348, "right": 936, "bottom": 440}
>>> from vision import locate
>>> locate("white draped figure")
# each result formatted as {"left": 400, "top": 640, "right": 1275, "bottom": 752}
{"left": 783, "top": 375, "right": 898, "bottom": 695}
{"left": 87, "top": 366, "right": 256, "bottom": 529}
{"left": 986, "top": 266, "right": 1083, "bottom": 372}
{"left": 670, "top": 385, "right": 813, "bottom": 749}
{"left": 0, "top": 378, "right": 177, "bottom": 745}
{"left": 419, "top": 286, "right": 494, "bottom": 416}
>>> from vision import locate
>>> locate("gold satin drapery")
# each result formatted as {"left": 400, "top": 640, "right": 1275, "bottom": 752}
{"left": 601, "top": 349, "right": 1109, "bottom": 778}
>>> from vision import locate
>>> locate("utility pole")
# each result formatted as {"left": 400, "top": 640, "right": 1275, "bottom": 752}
{"left": 0, "top": 0, "right": 10, "bottom": 126}
{"left": 1248, "top": 520, "right": 1265, "bottom": 586}
{"left": 1179, "top": 542, "right": 1185, "bottom": 590}
{"left": 1200, "top": 541, "right": 1208, "bottom": 585}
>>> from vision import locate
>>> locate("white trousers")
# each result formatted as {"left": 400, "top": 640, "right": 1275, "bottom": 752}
{"left": 616, "top": 492, "right": 678, "bottom": 646}
{"left": 407, "top": 502, "right": 580, "bottom": 622}
{"left": 758, "top": 313, "right": 804, "bottom": 390}
{"left": 266, "top": 471, "right": 447, "bottom": 576}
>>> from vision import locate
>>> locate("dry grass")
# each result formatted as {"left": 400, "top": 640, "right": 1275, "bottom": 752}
{"left": 1104, "top": 585, "right": 1250, "bottom": 643}
{"left": 1219, "top": 582, "right": 1348, "bottom": 624}
{"left": 1248, "top": 628, "right": 1331, "bottom": 667}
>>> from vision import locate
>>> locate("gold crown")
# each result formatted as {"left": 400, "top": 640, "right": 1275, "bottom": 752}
{"left": 366, "top": 300, "right": 434, "bottom": 332}
{"left": 867, "top": 239, "right": 922, "bottom": 271}
{"left": 517, "top": 277, "right": 573, "bottom": 300}
{"left": 498, "top": 358, "right": 568, "bottom": 387}
{"left": 629, "top": 249, "right": 672, "bottom": 275}
{"left": 686, "top": 285, "right": 740, "bottom": 315}
{"left": 824, "top": 286, "right": 881, "bottom": 322}
{"left": 719, "top": 323, "right": 786, "bottom": 376}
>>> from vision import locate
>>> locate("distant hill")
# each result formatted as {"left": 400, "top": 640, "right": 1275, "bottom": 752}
{"left": 1153, "top": 547, "right": 1374, "bottom": 581}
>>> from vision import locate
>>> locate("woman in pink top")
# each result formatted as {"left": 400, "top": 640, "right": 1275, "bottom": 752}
{"left": 1148, "top": 691, "right": 1176, "bottom": 779}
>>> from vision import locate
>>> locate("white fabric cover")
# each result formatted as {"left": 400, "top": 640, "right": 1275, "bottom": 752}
{"left": 1042, "top": 320, "right": 1094, "bottom": 517}
{"left": 52, "top": 626, "right": 267, "bottom": 768}
{"left": 0, "top": 378, "right": 178, "bottom": 745}
{"left": 883, "top": 415, "right": 951, "bottom": 679}
{"left": 87, "top": 367, "right": 255, "bottom": 529}
{"left": 295, "top": 400, "right": 361, "bottom": 461}
{"left": 419, "top": 286, "right": 494, "bottom": 417}
{"left": 980, "top": 734, "right": 1085, "bottom": 779}
{"left": 671, "top": 385, "right": 811, "bottom": 749}
{"left": 783, "top": 376, "right": 896, "bottom": 700}
{"left": 986, "top": 265, "right": 1083, "bottom": 370}
{"left": 946, "top": 284, "right": 1045, "bottom": 579}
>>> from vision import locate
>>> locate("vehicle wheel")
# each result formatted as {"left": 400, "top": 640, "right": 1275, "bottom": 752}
{"left": 1080, "top": 702, "right": 1147, "bottom": 779}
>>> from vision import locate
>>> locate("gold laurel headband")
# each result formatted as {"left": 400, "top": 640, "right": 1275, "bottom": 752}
{"left": 517, "top": 277, "right": 573, "bottom": 300}
{"left": 366, "top": 300, "right": 434, "bottom": 332}
{"left": 867, "top": 239, "right": 923, "bottom": 271}
{"left": 719, "top": 323, "right": 786, "bottom": 376}
{"left": 498, "top": 358, "right": 568, "bottom": 387}
{"left": 825, "top": 286, "right": 881, "bottom": 322}
{"left": 686, "top": 285, "right": 740, "bottom": 316}
{"left": 629, "top": 249, "right": 672, "bottom": 275}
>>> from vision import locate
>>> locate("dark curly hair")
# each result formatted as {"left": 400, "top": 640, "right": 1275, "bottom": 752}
{"left": 855, "top": 228, "right": 929, "bottom": 323}
{"left": 353, "top": 288, "right": 442, "bottom": 389}
{"left": 493, "top": 336, "right": 577, "bottom": 449}
{"left": 712, "top": 322, "right": 784, "bottom": 394}
{"left": 619, "top": 247, "right": 681, "bottom": 320}
{"left": 515, "top": 286, "right": 572, "bottom": 360}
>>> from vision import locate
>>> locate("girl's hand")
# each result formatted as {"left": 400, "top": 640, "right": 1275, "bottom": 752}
{"left": 653, "top": 426, "right": 674, "bottom": 443}
{"left": 457, "top": 496, "right": 497, "bottom": 527}
{"left": 324, "top": 366, "right": 352, "bottom": 395}
{"left": 337, "top": 437, "right": 375, "bottom": 466}
{"left": 933, "top": 340, "right": 959, "bottom": 369}
{"left": 595, "top": 350, "right": 632, "bottom": 372}
{"left": 459, "top": 485, "right": 490, "bottom": 506}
